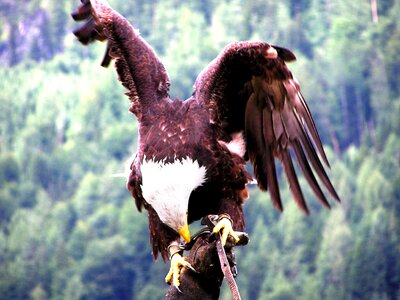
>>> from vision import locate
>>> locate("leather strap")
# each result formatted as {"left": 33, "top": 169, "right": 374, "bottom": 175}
{"left": 201, "top": 215, "right": 242, "bottom": 300}
{"left": 215, "top": 233, "right": 241, "bottom": 300}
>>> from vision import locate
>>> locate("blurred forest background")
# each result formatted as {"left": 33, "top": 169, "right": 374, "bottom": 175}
{"left": 0, "top": 0, "right": 399, "bottom": 299}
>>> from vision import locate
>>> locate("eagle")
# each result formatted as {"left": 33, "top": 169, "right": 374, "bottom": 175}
{"left": 72, "top": 0, "right": 340, "bottom": 287}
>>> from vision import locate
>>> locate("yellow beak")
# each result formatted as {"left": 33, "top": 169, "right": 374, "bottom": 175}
{"left": 177, "top": 222, "right": 191, "bottom": 243}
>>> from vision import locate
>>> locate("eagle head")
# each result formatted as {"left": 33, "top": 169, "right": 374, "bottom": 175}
{"left": 140, "top": 157, "right": 207, "bottom": 242}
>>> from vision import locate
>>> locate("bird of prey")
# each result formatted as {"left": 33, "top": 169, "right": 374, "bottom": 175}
{"left": 72, "top": 0, "right": 340, "bottom": 288}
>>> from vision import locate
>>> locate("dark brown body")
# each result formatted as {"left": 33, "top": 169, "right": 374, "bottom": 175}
{"left": 127, "top": 98, "right": 249, "bottom": 260}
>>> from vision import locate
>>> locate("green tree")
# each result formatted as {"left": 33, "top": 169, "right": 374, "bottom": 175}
{"left": 0, "top": 153, "right": 20, "bottom": 223}
{"left": 315, "top": 208, "right": 352, "bottom": 300}
{"left": 345, "top": 207, "right": 399, "bottom": 299}
{"left": 161, "top": 6, "right": 209, "bottom": 100}
{"left": 80, "top": 235, "right": 135, "bottom": 300}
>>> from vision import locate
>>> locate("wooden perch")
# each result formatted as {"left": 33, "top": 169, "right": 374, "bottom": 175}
{"left": 164, "top": 233, "right": 223, "bottom": 299}
{"left": 164, "top": 230, "right": 247, "bottom": 300}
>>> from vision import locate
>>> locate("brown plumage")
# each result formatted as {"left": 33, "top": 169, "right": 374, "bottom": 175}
{"left": 72, "top": 0, "right": 340, "bottom": 261}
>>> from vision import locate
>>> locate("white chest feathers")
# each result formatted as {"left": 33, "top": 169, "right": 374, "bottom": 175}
{"left": 140, "top": 157, "right": 207, "bottom": 230}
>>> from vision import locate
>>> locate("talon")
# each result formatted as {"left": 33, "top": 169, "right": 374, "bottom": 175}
{"left": 174, "top": 285, "right": 182, "bottom": 294}
{"left": 165, "top": 252, "right": 194, "bottom": 287}
{"left": 212, "top": 216, "right": 240, "bottom": 246}
{"left": 186, "top": 263, "right": 198, "bottom": 273}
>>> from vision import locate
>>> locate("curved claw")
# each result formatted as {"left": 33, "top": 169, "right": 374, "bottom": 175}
{"left": 185, "top": 262, "right": 198, "bottom": 273}
{"left": 212, "top": 217, "right": 240, "bottom": 246}
{"left": 165, "top": 253, "right": 196, "bottom": 287}
{"left": 174, "top": 285, "right": 182, "bottom": 294}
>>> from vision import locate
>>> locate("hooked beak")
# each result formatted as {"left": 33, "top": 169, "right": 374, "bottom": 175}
{"left": 177, "top": 222, "right": 191, "bottom": 243}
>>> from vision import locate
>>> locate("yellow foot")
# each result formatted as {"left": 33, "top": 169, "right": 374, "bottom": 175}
{"left": 165, "top": 252, "right": 195, "bottom": 287}
{"left": 212, "top": 215, "right": 240, "bottom": 246}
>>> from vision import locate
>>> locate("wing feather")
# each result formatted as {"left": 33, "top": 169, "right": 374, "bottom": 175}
{"left": 281, "top": 149, "right": 309, "bottom": 214}
{"left": 245, "top": 85, "right": 284, "bottom": 211}
{"left": 195, "top": 41, "right": 340, "bottom": 212}
{"left": 245, "top": 95, "right": 268, "bottom": 190}
{"left": 284, "top": 81, "right": 330, "bottom": 166}
{"left": 293, "top": 113, "right": 340, "bottom": 201}
{"left": 72, "top": 0, "right": 170, "bottom": 119}
{"left": 292, "top": 140, "right": 331, "bottom": 208}
{"left": 262, "top": 107, "right": 284, "bottom": 212}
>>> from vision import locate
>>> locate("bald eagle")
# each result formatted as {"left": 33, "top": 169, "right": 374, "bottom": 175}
{"left": 73, "top": 0, "right": 340, "bottom": 287}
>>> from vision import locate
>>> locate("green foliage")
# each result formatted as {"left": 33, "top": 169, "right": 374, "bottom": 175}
{"left": 80, "top": 236, "right": 135, "bottom": 299}
{"left": 315, "top": 209, "right": 352, "bottom": 299}
{"left": 0, "top": 0, "right": 399, "bottom": 299}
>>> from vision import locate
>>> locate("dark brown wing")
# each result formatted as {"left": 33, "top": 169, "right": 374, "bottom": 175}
{"left": 72, "top": 1, "right": 175, "bottom": 260}
{"left": 72, "top": 0, "right": 170, "bottom": 119}
{"left": 194, "top": 42, "right": 340, "bottom": 213}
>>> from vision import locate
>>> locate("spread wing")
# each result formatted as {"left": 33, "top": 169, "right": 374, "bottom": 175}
{"left": 194, "top": 42, "right": 340, "bottom": 214}
{"left": 72, "top": 0, "right": 170, "bottom": 119}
